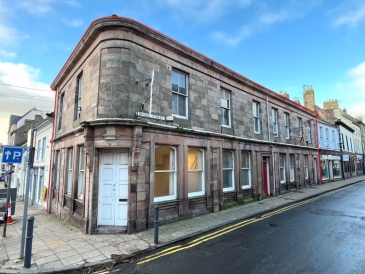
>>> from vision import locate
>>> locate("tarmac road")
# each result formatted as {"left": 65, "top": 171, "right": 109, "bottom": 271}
{"left": 112, "top": 181, "right": 365, "bottom": 274}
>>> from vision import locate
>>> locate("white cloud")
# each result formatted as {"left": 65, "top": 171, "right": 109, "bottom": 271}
{"left": 63, "top": 18, "right": 83, "bottom": 28}
{"left": 65, "top": 0, "right": 80, "bottom": 7}
{"left": 210, "top": 25, "right": 253, "bottom": 47}
{"left": 0, "top": 50, "right": 16, "bottom": 58}
{"left": 210, "top": 0, "right": 319, "bottom": 46}
{"left": 16, "top": 0, "right": 55, "bottom": 16}
{"left": 334, "top": 61, "right": 365, "bottom": 119}
{"left": 0, "top": 61, "right": 54, "bottom": 144}
{"left": 331, "top": 2, "right": 365, "bottom": 28}
{"left": 159, "top": 0, "right": 251, "bottom": 22}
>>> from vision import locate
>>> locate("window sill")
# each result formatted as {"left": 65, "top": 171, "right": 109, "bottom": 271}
{"left": 172, "top": 114, "right": 188, "bottom": 120}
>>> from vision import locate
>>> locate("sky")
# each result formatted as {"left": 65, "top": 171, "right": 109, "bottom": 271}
{"left": 1, "top": 0, "right": 365, "bottom": 145}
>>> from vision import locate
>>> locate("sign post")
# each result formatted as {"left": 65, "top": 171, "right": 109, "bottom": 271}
{"left": 1, "top": 146, "right": 23, "bottom": 237}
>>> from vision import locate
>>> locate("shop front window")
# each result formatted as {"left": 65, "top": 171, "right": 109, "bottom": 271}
{"left": 333, "top": 160, "right": 342, "bottom": 178}
{"left": 321, "top": 160, "right": 329, "bottom": 180}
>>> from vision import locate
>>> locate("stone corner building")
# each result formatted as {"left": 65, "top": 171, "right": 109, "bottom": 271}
{"left": 50, "top": 15, "right": 318, "bottom": 234}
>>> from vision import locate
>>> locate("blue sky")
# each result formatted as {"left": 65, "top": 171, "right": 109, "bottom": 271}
{"left": 1, "top": 0, "right": 365, "bottom": 144}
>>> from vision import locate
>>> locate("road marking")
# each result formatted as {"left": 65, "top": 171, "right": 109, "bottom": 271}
{"left": 137, "top": 185, "right": 353, "bottom": 265}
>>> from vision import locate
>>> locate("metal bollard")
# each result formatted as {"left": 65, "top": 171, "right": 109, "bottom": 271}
{"left": 154, "top": 205, "right": 159, "bottom": 244}
{"left": 24, "top": 216, "right": 35, "bottom": 268}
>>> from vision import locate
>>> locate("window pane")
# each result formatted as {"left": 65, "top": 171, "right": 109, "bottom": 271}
{"left": 172, "top": 71, "right": 178, "bottom": 92}
{"left": 178, "top": 73, "right": 186, "bottom": 95}
{"left": 155, "top": 146, "right": 173, "bottom": 170}
{"left": 178, "top": 94, "right": 186, "bottom": 116}
{"left": 188, "top": 171, "right": 202, "bottom": 193}
{"left": 154, "top": 172, "right": 172, "bottom": 197}
{"left": 172, "top": 93, "right": 178, "bottom": 114}
{"left": 242, "top": 170, "right": 250, "bottom": 186}
{"left": 188, "top": 148, "right": 202, "bottom": 170}
{"left": 241, "top": 152, "right": 249, "bottom": 168}
{"left": 223, "top": 170, "right": 233, "bottom": 188}
{"left": 221, "top": 108, "right": 229, "bottom": 125}
{"left": 223, "top": 151, "right": 233, "bottom": 168}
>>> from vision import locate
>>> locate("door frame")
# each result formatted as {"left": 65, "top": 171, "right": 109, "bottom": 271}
{"left": 97, "top": 149, "right": 129, "bottom": 226}
{"left": 263, "top": 157, "right": 270, "bottom": 196}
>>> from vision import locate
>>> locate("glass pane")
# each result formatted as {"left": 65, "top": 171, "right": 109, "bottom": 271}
{"left": 290, "top": 168, "right": 294, "bottom": 181}
{"left": 223, "top": 170, "right": 233, "bottom": 188}
{"left": 155, "top": 146, "right": 173, "bottom": 171}
{"left": 188, "top": 171, "right": 202, "bottom": 193}
{"left": 154, "top": 172, "right": 171, "bottom": 197}
{"left": 221, "top": 109, "right": 228, "bottom": 125}
{"left": 280, "top": 155, "right": 285, "bottom": 167}
{"left": 241, "top": 152, "right": 249, "bottom": 168}
{"left": 223, "top": 151, "right": 233, "bottom": 168}
{"left": 178, "top": 73, "right": 186, "bottom": 95}
{"left": 255, "top": 118, "right": 259, "bottom": 132}
{"left": 172, "top": 93, "right": 177, "bottom": 114}
{"left": 241, "top": 169, "right": 249, "bottom": 186}
{"left": 172, "top": 71, "right": 178, "bottom": 92}
{"left": 188, "top": 148, "right": 202, "bottom": 170}
{"left": 280, "top": 168, "right": 285, "bottom": 181}
{"left": 178, "top": 94, "right": 186, "bottom": 116}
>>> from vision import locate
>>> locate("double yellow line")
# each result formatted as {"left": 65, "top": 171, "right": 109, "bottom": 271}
{"left": 137, "top": 186, "right": 350, "bottom": 265}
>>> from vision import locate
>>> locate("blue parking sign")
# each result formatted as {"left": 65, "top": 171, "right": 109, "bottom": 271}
{"left": 1, "top": 146, "right": 24, "bottom": 164}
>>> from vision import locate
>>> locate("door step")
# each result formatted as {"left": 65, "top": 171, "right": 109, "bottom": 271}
{"left": 95, "top": 226, "right": 127, "bottom": 234}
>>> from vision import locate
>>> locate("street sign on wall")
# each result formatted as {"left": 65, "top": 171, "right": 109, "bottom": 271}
{"left": 1, "top": 146, "right": 24, "bottom": 164}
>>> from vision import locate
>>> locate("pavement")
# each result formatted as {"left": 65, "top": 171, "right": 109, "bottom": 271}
{"left": 1, "top": 175, "right": 364, "bottom": 273}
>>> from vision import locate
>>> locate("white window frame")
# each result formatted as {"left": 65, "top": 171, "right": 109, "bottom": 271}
{"left": 325, "top": 128, "right": 330, "bottom": 148}
{"left": 280, "top": 154, "right": 286, "bottom": 183}
{"left": 55, "top": 151, "right": 60, "bottom": 189}
{"left": 171, "top": 70, "right": 188, "bottom": 119}
{"left": 304, "top": 155, "right": 309, "bottom": 179}
{"left": 77, "top": 146, "right": 85, "bottom": 198}
{"left": 188, "top": 148, "right": 205, "bottom": 197}
{"left": 36, "top": 139, "right": 41, "bottom": 160}
{"left": 332, "top": 130, "right": 336, "bottom": 149}
{"left": 272, "top": 108, "right": 278, "bottom": 137}
{"left": 319, "top": 127, "right": 324, "bottom": 147}
{"left": 253, "top": 101, "right": 260, "bottom": 133}
{"left": 154, "top": 146, "right": 177, "bottom": 202}
{"left": 75, "top": 74, "right": 83, "bottom": 120}
{"left": 41, "top": 137, "right": 46, "bottom": 160}
{"left": 223, "top": 150, "right": 235, "bottom": 192}
{"left": 58, "top": 93, "right": 65, "bottom": 130}
{"left": 220, "top": 88, "right": 231, "bottom": 127}
{"left": 289, "top": 154, "right": 295, "bottom": 182}
{"left": 66, "top": 148, "right": 73, "bottom": 195}
{"left": 285, "top": 113, "right": 290, "bottom": 139}
{"left": 241, "top": 151, "right": 251, "bottom": 189}
{"left": 298, "top": 118, "right": 303, "bottom": 137}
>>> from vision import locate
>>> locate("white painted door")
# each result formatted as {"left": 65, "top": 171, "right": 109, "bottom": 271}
{"left": 98, "top": 150, "right": 129, "bottom": 226}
